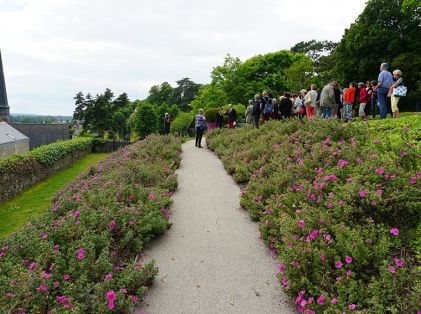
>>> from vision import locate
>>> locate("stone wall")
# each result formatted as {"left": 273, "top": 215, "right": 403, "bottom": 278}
{"left": 0, "top": 140, "right": 29, "bottom": 158}
{"left": 9, "top": 123, "right": 70, "bottom": 149}
{"left": 0, "top": 149, "right": 90, "bottom": 202}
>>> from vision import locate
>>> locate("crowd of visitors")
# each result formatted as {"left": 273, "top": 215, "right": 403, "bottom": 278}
{"left": 245, "top": 62, "right": 405, "bottom": 128}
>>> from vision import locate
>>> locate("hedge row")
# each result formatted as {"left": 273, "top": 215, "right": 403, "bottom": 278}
{"left": 0, "top": 138, "right": 94, "bottom": 175}
{"left": 206, "top": 117, "right": 420, "bottom": 313}
{"left": 0, "top": 135, "right": 182, "bottom": 313}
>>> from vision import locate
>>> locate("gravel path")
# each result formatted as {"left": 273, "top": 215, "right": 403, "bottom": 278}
{"left": 138, "top": 140, "right": 295, "bottom": 314}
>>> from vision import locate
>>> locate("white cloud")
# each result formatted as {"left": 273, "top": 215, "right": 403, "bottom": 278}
{"left": 0, "top": 0, "right": 367, "bottom": 115}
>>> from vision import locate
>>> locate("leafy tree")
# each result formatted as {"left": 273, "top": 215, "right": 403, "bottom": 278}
{"left": 147, "top": 82, "right": 174, "bottom": 105}
{"left": 333, "top": 0, "right": 421, "bottom": 88}
{"left": 154, "top": 103, "right": 180, "bottom": 134}
{"left": 291, "top": 40, "right": 337, "bottom": 84}
{"left": 284, "top": 56, "right": 314, "bottom": 92}
{"left": 112, "top": 111, "right": 128, "bottom": 140}
{"left": 130, "top": 101, "right": 158, "bottom": 138}
{"left": 173, "top": 78, "right": 201, "bottom": 111}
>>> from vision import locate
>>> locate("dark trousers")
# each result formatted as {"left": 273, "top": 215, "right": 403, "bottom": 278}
{"left": 377, "top": 87, "right": 388, "bottom": 119}
{"left": 252, "top": 115, "right": 260, "bottom": 128}
{"left": 195, "top": 127, "right": 204, "bottom": 147}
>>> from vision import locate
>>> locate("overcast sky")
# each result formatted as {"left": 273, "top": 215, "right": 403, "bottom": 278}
{"left": 0, "top": 0, "right": 367, "bottom": 115}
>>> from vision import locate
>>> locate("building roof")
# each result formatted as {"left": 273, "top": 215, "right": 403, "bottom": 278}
{"left": 0, "top": 121, "right": 29, "bottom": 146}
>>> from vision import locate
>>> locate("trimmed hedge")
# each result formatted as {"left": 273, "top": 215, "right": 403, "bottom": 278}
{"left": 0, "top": 135, "right": 182, "bottom": 313}
{"left": 206, "top": 117, "right": 421, "bottom": 313}
{"left": 0, "top": 138, "right": 93, "bottom": 175}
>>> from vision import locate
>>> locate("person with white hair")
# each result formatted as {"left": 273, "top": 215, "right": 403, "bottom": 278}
{"left": 164, "top": 112, "right": 171, "bottom": 134}
{"left": 375, "top": 63, "right": 393, "bottom": 119}
{"left": 391, "top": 69, "right": 403, "bottom": 118}
{"left": 195, "top": 109, "right": 206, "bottom": 148}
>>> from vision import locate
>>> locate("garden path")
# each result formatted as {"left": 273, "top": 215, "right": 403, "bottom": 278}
{"left": 138, "top": 140, "right": 294, "bottom": 314}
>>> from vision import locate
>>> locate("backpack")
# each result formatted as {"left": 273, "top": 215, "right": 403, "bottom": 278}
{"left": 263, "top": 100, "right": 274, "bottom": 114}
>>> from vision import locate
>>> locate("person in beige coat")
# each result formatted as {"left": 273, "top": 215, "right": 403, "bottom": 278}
{"left": 320, "top": 79, "right": 337, "bottom": 118}
{"left": 245, "top": 100, "right": 253, "bottom": 124}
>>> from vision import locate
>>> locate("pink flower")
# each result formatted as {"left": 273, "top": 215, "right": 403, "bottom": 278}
{"left": 393, "top": 257, "right": 405, "bottom": 267}
{"left": 359, "top": 191, "right": 367, "bottom": 197}
{"left": 320, "top": 254, "right": 326, "bottom": 261}
{"left": 410, "top": 177, "right": 417, "bottom": 184}
{"left": 42, "top": 272, "right": 52, "bottom": 280}
{"left": 278, "top": 263, "right": 285, "bottom": 273}
{"left": 121, "top": 288, "right": 127, "bottom": 294}
{"left": 106, "top": 290, "right": 116, "bottom": 310}
{"left": 346, "top": 270, "right": 353, "bottom": 277}
{"left": 390, "top": 228, "right": 399, "bottom": 236}
{"left": 53, "top": 281, "right": 60, "bottom": 288}
{"left": 104, "top": 273, "right": 113, "bottom": 281}
{"left": 388, "top": 266, "right": 396, "bottom": 273}
{"left": 29, "top": 262, "right": 37, "bottom": 272}
{"left": 376, "top": 189, "right": 383, "bottom": 196}
{"left": 375, "top": 168, "right": 385, "bottom": 174}
{"left": 76, "top": 248, "right": 85, "bottom": 260}
{"left": 346, "top": 177, "right": 353, "bottom": 183}
{"left": 400, "top": 151, "right": 408, "bottom": 157}
{"left": 56, "top": 296, "right": 69, "bottom": 304}
{"left": 63, "top": 274, "right": 71, "bottom": 281}
{"left": 324, "top": 234, "right": 332, "bottom": 242}
{"left": 129, "top": 220, "right": 135, "bottom": 225}
{"left": 349, "top": 304, "right": 356, "bottom": 310}
{"left": 130, "top": 295, "right": 139, "bottom": 303}
{"left": 317, "top": 294, "right": 325, "bottom": 305}
{"left": 281, "top": 276, "right": 289, "bottom": 288}
{"left": 345, "top": 256, "right": 353, "bottom": 264}
{"left": 297, "top": 220, "right": 305, "bottom": 229}
{"left": 149, "top": 192, "right": 155, "bottom": 201}
{"left": 108, "top": 220, "right": 116, "bottom": 231}
{"left": 337, "top": 159, "right": 349, "bottom": 168}
{"left": 38, "top": 284, "right": 47, "bottom": 293}
{"left": 331, "top": 297, "right": 337, "bottom": 304}
{"left": 335, "top": 261, "right": 343, "bottom": 268}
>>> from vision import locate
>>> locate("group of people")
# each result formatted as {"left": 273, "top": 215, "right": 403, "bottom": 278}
{"left": 244, "top": 62, "right": 405, "bottom": 128}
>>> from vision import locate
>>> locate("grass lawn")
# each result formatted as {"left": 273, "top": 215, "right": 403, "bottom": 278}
{"left": 0, "top": 153, "right": 110, "bottom": 238}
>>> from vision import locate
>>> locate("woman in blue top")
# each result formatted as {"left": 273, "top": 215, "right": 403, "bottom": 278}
{"left": 195, "top": 109, "right": 206, "bottom": 148}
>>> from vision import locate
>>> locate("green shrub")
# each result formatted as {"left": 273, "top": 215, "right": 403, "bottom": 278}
{"left": 207, "top": 117, "right": 421, "bottom": 313}
{"left": 205, "top": 108, "right": 218, "bottom": 123}
{"left": 170, "top": 112, "right": 194, "bottom": 134}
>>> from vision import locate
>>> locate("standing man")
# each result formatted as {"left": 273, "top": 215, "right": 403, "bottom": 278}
{"left": 375, "top": 63, "right": 393, "bottom": 119}
{"left": 320, "top": 79, "right": 337, "bottom": 118}
{"left": 164, "top": 113, "right": 171, "bottom": 134}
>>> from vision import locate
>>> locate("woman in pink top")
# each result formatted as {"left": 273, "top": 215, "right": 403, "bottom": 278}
{"left": 358, "top": 82, "right": 369, "bottom": 121}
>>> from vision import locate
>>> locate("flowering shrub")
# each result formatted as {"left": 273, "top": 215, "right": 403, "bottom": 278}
{"left": 0, "top": 135, "right": 182, "bottom": 313}
{"left": 207, "top": 117, "right": 421, "bottom": 313}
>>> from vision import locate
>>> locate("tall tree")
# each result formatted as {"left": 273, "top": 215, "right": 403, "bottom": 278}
{"left": 147, "top": 82, "right": 174, "bottom": 105}
{"left": 333, "top": 0, "right": 421, "bottom": 89}
{"left": 284, "top": 57, "right": 314, "bottom": 92}
{"left": 173, "top": 78, "right": 201, "bottom": 111}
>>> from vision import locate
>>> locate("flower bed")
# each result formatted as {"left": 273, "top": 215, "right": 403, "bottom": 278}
{"left": 206, "top": 117, "right": 421, "bottom": 313}
{"left": 0, "top": 135, "right": 182, "bottom": 313}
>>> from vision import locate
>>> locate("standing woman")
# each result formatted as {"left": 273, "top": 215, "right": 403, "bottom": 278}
{"left": 391, "top": 70, "right": 403, "bottom": 118}
{"left": 195, "top": 109, "right": 206, "bottom": 148}
{"left": 279, "top": 92, "right": 293, "bottom": 119}
{"left": 164, "top": 113, "right": 171, "bottom": 134}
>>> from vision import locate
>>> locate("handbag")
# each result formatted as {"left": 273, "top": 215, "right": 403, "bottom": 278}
{"left": 200, "top": 123, "right": 208, "bottom": 131}
{"left": 392, "top": 85, "right": 407, "bottom": 97}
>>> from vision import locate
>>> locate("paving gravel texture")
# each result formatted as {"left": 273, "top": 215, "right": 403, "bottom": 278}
{"left": 138, "top": 140, "right": 295, "bottom": 314}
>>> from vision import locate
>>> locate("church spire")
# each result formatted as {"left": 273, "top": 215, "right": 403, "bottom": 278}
{"left": 0, "top": 49, "right": 11, "bottom": 122}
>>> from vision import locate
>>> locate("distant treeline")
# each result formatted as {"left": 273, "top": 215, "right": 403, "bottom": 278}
{"left": 10, "top": 115, "right": 72, "bottom": 124}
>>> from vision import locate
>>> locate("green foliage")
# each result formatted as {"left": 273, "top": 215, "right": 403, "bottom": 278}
{"left": 154, "top": 103, "right": 180, "bottom": 135}
{"left": 207, "top": 116, "right": 421, "bottom": 313}
{"left": 173, "top": 78, "right": 201, "bottom": 112}
{"left": 9, "top": 115, "right": 72, "bottom": 124}
{"left": 73, "top": 89, "right": 132, "bottom": 137}
{"left": 0, "top": 138, "right": 93, "bottom": 175}
{"left": 204, "top": 108, "right": 218, "bottom": 123}
{"left": 130, "top": 101, "right": 158, "bottom": 139}
{"left": 284, "top": 56, "right": 314, "bottom": 92}
{"left": 333, "top": 0, "right": 421, "bottom": 94}
{"left": 170, "top": 112, "right": 194, "bottom": 135}
{"left": 0, "top": 135, "right": 182, "bottom": 313}
{"left": 147, "top": 82, "right": 174, "bottom": 105}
